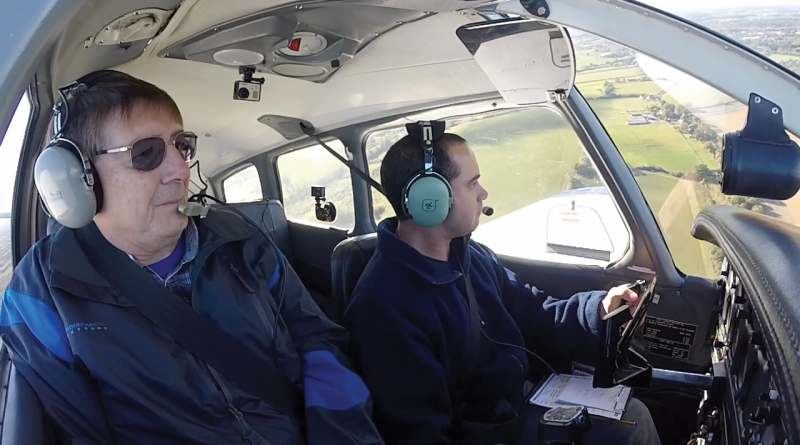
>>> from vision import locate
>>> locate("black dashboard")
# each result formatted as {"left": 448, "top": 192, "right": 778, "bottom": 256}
{"left": 692, "top": 205, "right": 800, "bottom": 445}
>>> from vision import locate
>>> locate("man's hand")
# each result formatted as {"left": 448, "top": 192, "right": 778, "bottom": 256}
{"left": 601, "top": 284, "right": 640, "bottom": 317}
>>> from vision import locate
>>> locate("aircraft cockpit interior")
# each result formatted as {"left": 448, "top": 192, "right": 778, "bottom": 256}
{"left": 1, "top": 0, "right": 800, "bottom": 444}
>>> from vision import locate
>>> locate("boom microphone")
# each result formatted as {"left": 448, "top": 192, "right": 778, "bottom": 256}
{"left": 178, "top": 202, "right": 209, "bottom": 218}
{"left": 482, "top": 206, "right": 494, "bottom": 216}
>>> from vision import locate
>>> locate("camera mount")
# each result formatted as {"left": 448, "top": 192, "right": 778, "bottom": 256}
{"left": 239, "top": 65, "right": 265, "bottom": 84}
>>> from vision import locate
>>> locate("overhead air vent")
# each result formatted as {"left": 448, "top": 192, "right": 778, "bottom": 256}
{"left": 213, "top": 49, "right": 265, "bottom": 66}
{"left": 271, "top": 64, "right": 327, "bottom": 78}
{"left": 94, "top": 8, "right": 174, "bottom": 46}
{"left": 159, "top": 3, "right": 427, "bottom": 83}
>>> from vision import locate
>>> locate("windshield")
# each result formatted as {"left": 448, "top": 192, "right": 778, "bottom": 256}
{"left": 637, "top": 0, "right": 800, "bottom": 75}
{"left": 572, "top": 3, "right": 800, "bottom": 278}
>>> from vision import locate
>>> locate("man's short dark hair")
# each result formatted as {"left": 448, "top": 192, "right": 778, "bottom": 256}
{"left": 380, "top": 133, "right": 466, "bottom": 221}
{"left": 58, "top": 70, "right": 181, "bottom": 159}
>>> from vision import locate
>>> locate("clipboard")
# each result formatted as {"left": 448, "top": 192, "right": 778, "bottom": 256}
{"left": 528, "top": 373, "right": 633, "bottom": 420}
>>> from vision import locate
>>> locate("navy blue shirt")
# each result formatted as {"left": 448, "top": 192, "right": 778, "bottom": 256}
{"left": 343, "top": 218, "right": 607, "bottom": 445}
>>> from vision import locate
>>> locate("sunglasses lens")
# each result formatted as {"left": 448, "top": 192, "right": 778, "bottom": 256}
{"left": 175, "top": 132, "right": 197, "bottom": 162}
{"left": 131, "top": 138, "right": 166, "bottom": 171}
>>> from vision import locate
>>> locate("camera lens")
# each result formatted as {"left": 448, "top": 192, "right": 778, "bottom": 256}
{"left": 236, "top": 88, "right": 249, "bottom": 99}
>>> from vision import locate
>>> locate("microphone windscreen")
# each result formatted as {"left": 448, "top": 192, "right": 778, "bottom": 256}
{"left": 482, "top": 206, "right": 494, "bottom": 216}
{"left": 178, "top": 202, "right": 208, "bottom": 218}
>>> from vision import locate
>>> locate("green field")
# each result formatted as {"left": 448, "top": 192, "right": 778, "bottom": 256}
{"left": 770, "top": 54, "right": 800, "bottom": 63}
{"left": 587, "top": 96, "right": 718, "bottom": 170}
{"left": 585, "top": 93, "right": 718, "bottom": 277}
{"left": 576, "top": 81, "right": 665, "bottom": 100}
{"left": 575, "top": 52, "right": 616, "bottom": 71}
{"left": 460, "top": 111, "right": 588, "bottom": 220}
{"left": 635, "top": 172, "right": 712, "bottom": 277}
{"left": 575, "top": 66, "right": 645, "bottom": 83}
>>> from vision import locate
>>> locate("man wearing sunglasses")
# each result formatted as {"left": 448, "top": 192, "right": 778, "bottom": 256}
{"left": 0, "top": 70, "right": 383, "bottom": 445}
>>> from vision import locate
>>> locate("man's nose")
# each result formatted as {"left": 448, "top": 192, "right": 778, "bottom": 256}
{"left": 479, "top": 184, "right": 489, "bottom": 201}
{"left": 161, "top": 144, "right": 191, "bottom": 183}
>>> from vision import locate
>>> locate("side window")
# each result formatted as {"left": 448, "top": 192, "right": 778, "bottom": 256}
{"left": 572, "top": 33, "right": 800, "bottom": 278}
{"left": 277, "top": 140, "right": 355, "bottom": 230}
{"left": 0, "top": 93, "right": 31, "bottom": 290}
{"left": 366, "top": 108, "right": 631, "bottom": 266}
{"left": 223, "top": 164, "right": 263, "bottom": 203}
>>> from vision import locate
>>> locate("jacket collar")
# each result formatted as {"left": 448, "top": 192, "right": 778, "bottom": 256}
{"left": 376, "top": 218, "right": 472, "bottom": 285}
{"left": 49, "top": 205, "right": 258, "bottom": 286}
{"left": 50, "top": 223, "right": 112, "bottom": 288}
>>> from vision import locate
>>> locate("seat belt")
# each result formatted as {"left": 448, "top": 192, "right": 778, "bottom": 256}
{"left": 458, "top": 265, "right": 482, "bottom": 391}
{"left": 73, "top": 223, "right": 300, "bottom": 416}
{"left": 454, "top": 258, "right": 524, "bottom": 445}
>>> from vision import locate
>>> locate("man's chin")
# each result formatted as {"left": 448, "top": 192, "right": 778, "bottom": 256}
{"left": 160, "top": 208, "right": 189, "bottom": 232}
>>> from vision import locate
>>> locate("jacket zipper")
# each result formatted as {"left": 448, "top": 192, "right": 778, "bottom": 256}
{"left": 209, "top": 365, "right": 256, "bottom": 443}
{"left": 189, "top": 271, "right": 256, "bottom": 444}
{"left": 230, "top": 264, "right": 255, "bottom": 293}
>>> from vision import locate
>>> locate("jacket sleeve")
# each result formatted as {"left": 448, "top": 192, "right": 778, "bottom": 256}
{"left": 344, "top": 290, "right": 453, "bottom": 445}
{"left": 265, "top": 250, "right": 384, "bottom": 445}
{"left": 0, "top": 255, "right": 114, "bottom": 445}
{"left": 476, "top": 244, "right": 607, "bottom": 359}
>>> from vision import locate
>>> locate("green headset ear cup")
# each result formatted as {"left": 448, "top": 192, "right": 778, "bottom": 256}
{"left": 405, "top": 174, "right": 453, "bottom": 227}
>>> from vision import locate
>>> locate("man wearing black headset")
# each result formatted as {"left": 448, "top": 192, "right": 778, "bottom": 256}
{"left": 0, "top": 70, "right": 382, "bottom": 445}
{"left": 342, "top": 122, "right": 661, "bottom": 445}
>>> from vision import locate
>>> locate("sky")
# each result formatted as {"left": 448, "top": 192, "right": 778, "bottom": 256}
{"left": 0, "top": 93, "right": 28, "bottom": 215}
{"left": 640, "top": 0, "right": 800, "bottom": 12}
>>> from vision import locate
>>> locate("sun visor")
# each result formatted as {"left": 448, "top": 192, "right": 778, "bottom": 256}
{"left": 456, "top": 18, "right": 574, "bottom": 105}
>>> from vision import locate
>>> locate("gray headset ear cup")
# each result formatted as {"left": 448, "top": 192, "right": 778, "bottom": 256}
{"left": 34, "top": 142, "right": 97, "bottom": 229}
{"left": 405, "top": 173, "right": 453, "bottom": 227}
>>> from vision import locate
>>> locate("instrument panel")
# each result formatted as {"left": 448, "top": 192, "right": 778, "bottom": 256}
{"left": 702, "top": 258, "right": 788, "bottom": 445}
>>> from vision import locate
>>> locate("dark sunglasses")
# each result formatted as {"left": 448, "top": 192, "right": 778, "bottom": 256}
{"left": 97, "top": 131, "right": 198, "bottom": 171}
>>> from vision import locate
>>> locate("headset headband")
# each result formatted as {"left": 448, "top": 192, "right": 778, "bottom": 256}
{"left": 405, "top": 120, "right": 446, "bottom": 172}
{"left": 420, "top": 121, "right": 435, "bottom": 172}
{"left": 52, "top": 70, "right": 118, "bottom": 141}
{"left": 52, "top": 82, "right": 88, "bottom": 142}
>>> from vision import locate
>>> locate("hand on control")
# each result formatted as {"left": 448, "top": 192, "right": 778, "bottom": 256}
{"left": 601, "top": 284, "right": 640, "bottom": 317}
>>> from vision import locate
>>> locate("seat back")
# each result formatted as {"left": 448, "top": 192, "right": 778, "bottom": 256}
{"left": 225, "top": 200, "right": 295, "bottom": 265}
{"left": 330, "top": 233, "right": 378, "bottom": 323}
{"left": 1, "top": 364, "right": 56, "bottom": 444}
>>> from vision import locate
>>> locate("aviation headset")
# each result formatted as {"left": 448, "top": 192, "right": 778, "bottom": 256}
{"left": 401, "top": 120, "right": 454, "bottom": 227}
{"left": 34, "top": 71, "right": 125, "bottom": 229}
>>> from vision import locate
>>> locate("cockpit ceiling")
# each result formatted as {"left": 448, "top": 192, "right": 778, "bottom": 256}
{"left": 50, "top": 0, "right": 574, "bottom": 175}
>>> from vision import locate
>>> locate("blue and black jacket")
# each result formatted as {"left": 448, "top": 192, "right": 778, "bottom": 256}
{"left": 0, "top": 209, "right": 383, "bottom": 445}
{"left": 343, "top": 218, "right": 607, "bottom": 445}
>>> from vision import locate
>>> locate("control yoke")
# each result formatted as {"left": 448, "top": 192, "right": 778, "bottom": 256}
{"left": 592, "top": 278, "right": 714, "bottom": 391}
{"left": 593, "top": 279, "right": 656, "bottom": 389}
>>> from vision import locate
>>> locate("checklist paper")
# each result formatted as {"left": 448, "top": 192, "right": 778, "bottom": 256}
{"left": 528, "top": 374, "right": 632, "bottom": 420}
